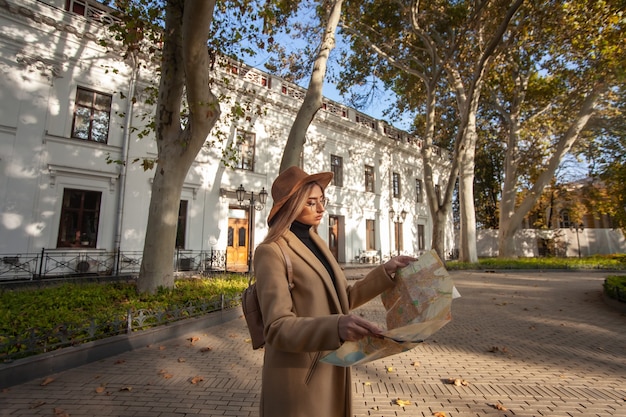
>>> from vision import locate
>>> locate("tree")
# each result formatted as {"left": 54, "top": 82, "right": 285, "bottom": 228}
{"left": 137, "top": 1, "right": 221, "bottom": 294}
{"left": 338, "top": 0, "right": 523, "bottom": 261}
{"left": 279, "top": 0, "right": 344, "bottom": 171}
{"left": 105, "top": 0, "right": 299, "bottom": 293}
{"left": 483, "top": 0, "right": 625, "bottom": 257}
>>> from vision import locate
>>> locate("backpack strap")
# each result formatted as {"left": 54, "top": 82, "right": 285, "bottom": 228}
{"left": 276, "top": 238, "right": 294, "bottom": 290}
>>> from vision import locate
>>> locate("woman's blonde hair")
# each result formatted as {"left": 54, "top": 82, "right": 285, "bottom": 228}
{"left": 263, "top": 182, "right": 324, "bottom": 243}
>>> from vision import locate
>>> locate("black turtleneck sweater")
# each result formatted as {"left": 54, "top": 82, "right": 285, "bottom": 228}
{"left": 290, "top": 221, "right": 337, "bottom": 287}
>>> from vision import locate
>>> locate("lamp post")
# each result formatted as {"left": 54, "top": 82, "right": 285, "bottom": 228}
{"left": 389, "top": 207, "right": 407, "bottom": 256}
{"left": 236, "top": 184, "right": 268, "bottom": 273}
{"left": 571, "top": 222, "right": 584, "bottom": 259}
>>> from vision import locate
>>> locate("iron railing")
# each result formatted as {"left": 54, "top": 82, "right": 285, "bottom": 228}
{"left": 0, "top": 248, "right": 228, "bottom": 282}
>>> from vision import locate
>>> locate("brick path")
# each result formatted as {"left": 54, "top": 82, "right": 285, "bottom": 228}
{"left": 1, "top": 270, "right": 625, "bottom": 417}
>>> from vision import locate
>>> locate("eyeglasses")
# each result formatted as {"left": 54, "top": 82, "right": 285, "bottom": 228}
{"left": 305, "top": 197, "right": 329, "bottom": 209}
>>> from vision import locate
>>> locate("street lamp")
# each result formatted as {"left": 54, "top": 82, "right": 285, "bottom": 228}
{"left": 389, "top": 207, "right": 407, "bottom": 256}
{"left": 571, "top": 222, "right": 584, "bottom": 259}
{"left": 236, "top": 184, "right": 268, "bottom": 272}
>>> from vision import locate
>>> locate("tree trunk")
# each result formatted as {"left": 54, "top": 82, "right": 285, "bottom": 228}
{"left": 137, "top": 0, "right": 220, "bottom": 294}
{"left": 279, "top": 0, "right": 343, "bottom": 171}
{"left": 497, "top": 82, "right": 604, "bottom": 258}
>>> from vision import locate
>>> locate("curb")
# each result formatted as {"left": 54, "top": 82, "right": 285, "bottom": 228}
{"left": 0, "top": 307, "right": 242, "bottom": 389}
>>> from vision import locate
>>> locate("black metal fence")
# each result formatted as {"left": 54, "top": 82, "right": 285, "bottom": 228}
{"left": 0, "top": 248, "right": 228, "bottom": 282}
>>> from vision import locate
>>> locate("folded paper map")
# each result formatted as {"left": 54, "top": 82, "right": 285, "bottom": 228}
{"left": 320, "top": 250, "right": 457, "bottom": 367}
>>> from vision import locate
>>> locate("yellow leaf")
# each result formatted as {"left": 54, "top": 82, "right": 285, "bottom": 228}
{"left": 394, "top": 398, "right": 411, "bottom": 407}
{"left": 433, "top": 412, "right": 447, "bottom": 417}
{"left": 386, "top": 366, "right": 394, "bottom": 373}
{"left": 40, "top": 377, "right": 54, "bottom": 386}
{"left": 190, "top": 376, "right": 204, "bottom": 384}
{"left": 411, "top": 361, "right": 420, "bottom": 367}
{"left": 119, "top": 386, "right": 132, "bottom": 391}
{"left": 363, "top": 382, "right": 372, "bottom": 386}
{"left": 492, "top": 403, "right": 507, "bottom": 411}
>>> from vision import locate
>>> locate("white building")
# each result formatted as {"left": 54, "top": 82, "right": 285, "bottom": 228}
{"left": 0, "top": 0, "right": 453, "bottom": 277}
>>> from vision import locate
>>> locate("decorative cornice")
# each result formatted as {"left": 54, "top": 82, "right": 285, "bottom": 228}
{"left": 0, "top": 0, "right": 103, "bottom": 43}
{"left": 16, "top": 53, "right": 63, "bottom": 81}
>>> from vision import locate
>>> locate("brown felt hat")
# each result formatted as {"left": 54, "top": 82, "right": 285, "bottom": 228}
{"left": 267, "top": 166, "right": 333, "bottom": 224}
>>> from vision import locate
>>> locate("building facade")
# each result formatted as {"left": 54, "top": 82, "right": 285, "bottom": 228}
{"left": 0, "top": 0, "right": 453, "bottom": 277}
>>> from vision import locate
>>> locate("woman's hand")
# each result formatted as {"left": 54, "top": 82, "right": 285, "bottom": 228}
{"left": 338, "top": 314, "right": 384, "bottom": 342}
{"left": 383, "top": 255, "right": 417, "bottom": 277}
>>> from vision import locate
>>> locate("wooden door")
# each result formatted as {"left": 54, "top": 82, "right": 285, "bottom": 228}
{"left": 329, "top": 215, "right": 339, "bottom": 261}
{"left": 227, "top": 212, "right": 249, "bottom": 272}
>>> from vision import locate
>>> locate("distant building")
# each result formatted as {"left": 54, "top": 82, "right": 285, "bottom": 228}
{"left": 476, "top": 179, "right": 626, "bottom": 258}
{"left": 0, "top": 0, "right": 453, "bottom": 276}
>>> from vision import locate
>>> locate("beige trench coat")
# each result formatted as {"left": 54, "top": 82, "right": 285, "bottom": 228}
{"left": 253, "top": 230, "right": 396, "bottom": 417}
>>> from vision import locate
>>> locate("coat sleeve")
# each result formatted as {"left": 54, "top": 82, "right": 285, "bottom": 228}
{"left": 254, "top": 242, "right": 343, "bottom": 353}
{"left": 345, "top": 264, "right": 396, "bottom": 310}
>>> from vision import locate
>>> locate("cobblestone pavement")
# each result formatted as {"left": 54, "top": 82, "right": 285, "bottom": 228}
{"left": 1, "top": 270, "right": 625, "bottom": 417}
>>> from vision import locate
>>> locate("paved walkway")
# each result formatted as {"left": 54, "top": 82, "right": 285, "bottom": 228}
{"left": 1, "top": 270, "right": 625, "bottom": 417}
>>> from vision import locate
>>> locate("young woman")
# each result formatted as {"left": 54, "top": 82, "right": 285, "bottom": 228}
{"left": 253, "top": 166, "right": 414, "bottom": 417}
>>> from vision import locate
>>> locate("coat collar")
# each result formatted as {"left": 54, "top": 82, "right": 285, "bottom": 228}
{"left": 282, "top": 230, "right": 348, "bottom": 313}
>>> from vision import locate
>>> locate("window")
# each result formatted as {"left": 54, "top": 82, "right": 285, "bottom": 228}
{"left": 365, "top": 165, "right": 375, "bottom": 193}
{"left": 66, "top": 0, "right": 86, "bottom": 15}
{"left": 65, "top": 1, "right": 118, "bottom": 24}
{"left": 72, "top": 87, "right": 112, "bottom": 143}
{"left": 235, "top": 130, "right": 255, "bottom": 171}
{"left": 416, "top": 179, "right": 423, "bottom": 203}
{"left": 176, "top": 200, "right": 188, "bottom": 249}
{"left": 366, "top": 219, "right": 376, "bottom": 250}
{"left": 418, "top": 224, "right": 425, "bottom": 251}
{"left": 559, "top": 210, "right": 571, "bottom": 228}
{"left": 57, "top": 189, "right": 101, "bottom": 248}
{"left": 392, "top": 172, "right": 401, "bottom": 198}
{"left": 331, "top": 155, "right": 343, "bottom": 187}
{"left": 394, "top": 221, "right": 404, "bottom": 253}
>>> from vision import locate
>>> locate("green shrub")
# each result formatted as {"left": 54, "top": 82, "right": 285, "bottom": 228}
{"left": 446, "top": 255, "right": 626, "bottom": 271}
{"left": 0, "top": 275, "right": 248, "bottom": 339}
{"left": 604, "top": 275, "right": 626, "bottom": 302}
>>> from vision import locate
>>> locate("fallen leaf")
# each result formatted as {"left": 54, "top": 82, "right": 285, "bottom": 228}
{"left": 445, "top": 378, "right": 469, "bottom": 386}
{"left": 95, "top": 386, "right": 106, "bottom": 394}
{"left": 29, "top": 400, "right": 46, "bottom": 409}
{"left": 244, "top": 338, "right": 252, "bottom": 343}
{"left": 200, "top": 346, "right": 212, "bottom": 352}
{"left": 393, "top": 398, "right": 411, "bottom": 407}
{"left": 119, "top": 386, "right": 133, "bottom": 391}
{"left": 53, "top": 407, "right": 69, "bottom": 417}
{"left": 187, "top": 337, "right": 200, "bottom": 345}
{"left": 190, "top": 376, "right": 204, "bottom": 384}
{"left": 159, "top": 346, "right": 166, "bottom": 350}
{"left": 363, "top": 382, "right": 372, "bottom": 386}
{"left": 40, "top": 377, "right": 54, "bottom": 386}
{"left": 178, "top": 357, "right": 186, "bottom": 363}
{"left": 411, "top": 361, "right": 420, "bottom": 367}
{"left": 114, "top": 359, "right": 125, "bottom": 364}
{"left": 491, "top": 403, "right": 507, "bottom": 411}
{"left": 433, "top": 412, "right": 447, "bottom": 417}
{"left": 386, "top": 366, "right": 394, "bottom": 373}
